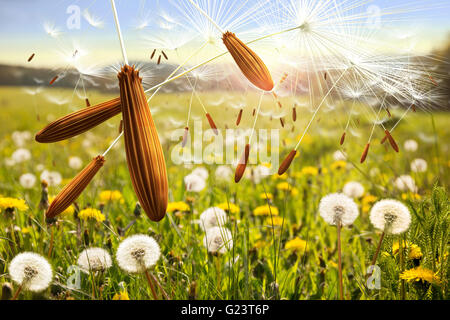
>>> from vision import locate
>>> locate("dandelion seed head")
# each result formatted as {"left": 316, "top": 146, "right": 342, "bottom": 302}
{"left": 77, "top": 247, "right": 112, "bottom": 273}
{"left": 215, "top": 165, "right": 233, "bottom": 181}
{"left": 12, "top": 131, "right": 32, "bottom": 147}
{"left": 191, "top": 167, "right": 209, "bottom": 180}
{"left": 319, "top": 193, "right": 359, "bottom": 226}
{"left": 404, "top": 139, "right": 418, "bottom": 152}
{"left": 343, "top": 181, "right": 365, "bottom": 199}
{"left": 203, "top": 226, "right": 233, "bottom": 254}
{"left": 116, "top": 234, "right": 161, "bottom": 273}
{"left": 410, "top": 158, "right": 427, "bottom": 173}
{"left": 9, "top": 252, "right": 52, "bottom": 292}
{"left": 19, "top": 173, "right": 36, "bottom": 189}
{"left": 184, "top": 173, "right": 206, "bottom": 192}
{"left": 369, "top": 199, "right": 411, "bottom": 234}
{"left": 68, "top": 156, "right": 83, "bottom": 170}
{"left": 40, "top": 170, "right": 62, "bottom": 187}
{"left": 200, "top": 207, "right": 228, "bottom": 230}
{"left": 333, "top": 150, "right": 347, "bottom": 161}
{"left": 11, "top": 148, "right": 31, "bottom": 163}
{"left": 394, "top": 175, "right": 417, "bottom": 193}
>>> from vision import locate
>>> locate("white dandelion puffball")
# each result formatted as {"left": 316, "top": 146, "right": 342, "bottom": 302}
{"left": 410, "top": 158, "right": 427, "bottom": 173}
{"left": 251, "top": 165, "right": 271, "bottom": 184}
{"left": 40, "top": 170, "right": 62, "bottom": 186}
{"left": 343, "top": 181, "right": 365, "bottom": 198}
{"left": 404, "top": 139, "right": 418, "bottom": 152}
{"left": 333, "top": 150, "right": 347, "bottom": 161}
{"left": 68, "top": 156, "right": 83, "bottom": 170}
{"left": 200, "top": 207, "right": 228, "bottom": 230}
{"left": 116, "top": 234, "right": 161, "bottom": 273}
{"left": 9, "top": 252, "right": 53, "bottom": 292}
{"left": 12, "top": 148, "right": 31, "bottom": 163}
{"left": 394, "top": 175, "right": 417, "bottom": 192}
{"left": 77, "top": 247, "right": 112, "bottom": 273}
{"left": 319, "top": 193, "right": 359, "bottom": 226}
{"left": 19, "top": 173, "right": 36, "bottom": 189}
{"left": 369, "top": 199, "right": 411, "bottom": 234}
{"left": 191, "top": 167, "right": 209, "bottom": 180}
{"left": 184, "top": 173, "right": 206, "bottom": 192}
{"left": 12, "top": 131, "right": 31, "bottom": 147}
{"left": 215, "top": 165, "right": 233, "bottom": 181}
{"left": 203, "top": 227, "right": 233, "bottom": 254}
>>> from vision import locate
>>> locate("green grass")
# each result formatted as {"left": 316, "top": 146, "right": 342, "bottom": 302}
{"left": 0, "top": 86, "right": 448, "bottom": 300}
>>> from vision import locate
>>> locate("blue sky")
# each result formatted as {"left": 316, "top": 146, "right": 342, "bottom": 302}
{"left": 0, "top": 0, "right": 449, "bottom": 67}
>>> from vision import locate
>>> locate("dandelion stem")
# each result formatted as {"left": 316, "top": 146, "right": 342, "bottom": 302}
{"left": 11, "top": 283, "right": 23, "bottom": 300}
{"left": 148, "top": 272, "right": 170, "bottom": 300}
{"left": 187, "top": 0, "right": 225, "bottom": 34}
{"left": 110, "top": 0, "right": 128, "bottom": 65}
{"left": 144, "top": 269, "right": 159, "bottom": 300}
{"left": 368, "top": 231, "right": 385, "bottom": 278}
{"left": 337, "top": 221, "right": 344, "bottom": 300}
{"left": 47, "top": 226, "right": 54, "bottom": 258}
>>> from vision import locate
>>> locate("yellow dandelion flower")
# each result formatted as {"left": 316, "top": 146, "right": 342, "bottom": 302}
{"left": 301, "top": 166, "right": 318, "bottom": 176}
{"left": 259, "top": 193, "right": 273, "bottom": 200}
{"left": 253, "top": 204, "right": 279, "bottom": 216}
{"left": 401, "top": 193, "right": 422, "bottom": 200}
{"left": 285, "top": 237, "right": 308, "bottom": 252}
{"left": 400, "top": 267, "right": 440, "bottom": 284}
{"left": 392, "top": 241, "right": 423, "bottom": 260}
{"left": 112, "top": 290, "right": 130, "bottom": 300}
{"left": 330, "top": 161, "right": 347, "bottom": 171}
{"left": 0, "top": 197, "right": 28, "bottom": 212}
{"left": 362, "top": 194, "right": 377, "bottom": 213}
{"left": 21, "top": 227, "right": 32, "bottom": 234}
{"left": 217, "top": 202, "right": 240, "bottom": 214}
{"left": 265, "top": 216, "right": 283, "bottom": 226}
{"left": 166, "top": 201, "right": 190, "bottom": 213}
{"left": 78, "top": 208, "right": 105, "bottom": 222}
{"left": 254, "top": 240, "right": 268, "bottom": 249}
{"left": 99, "top": 190, "right": 124, "bottom": 203}
{"left": 328, "top": 261, "right": 338, "bottom": 268}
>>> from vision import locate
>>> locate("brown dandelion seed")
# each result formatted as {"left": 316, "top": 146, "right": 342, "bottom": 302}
{"left": 386, "top": 108, "right": 391, "bottom": 117}
{"left": 324, "top": 72, "right": 327, "bottom": 80}
{"left": 278, "top": 150, "right": 297, "bottom": 175}
{"left": 222, "top": 31, "right": 274, "bottom": 91}
{"left": 45, "top": 156, "right": 105, "bottom": 220}
{"left": 85, "top": 98, "right": 91, "bottom": 107}
{"left": 119, "top": 65, "right": 168, "bottom": 222}
{"left": 360, "top": 143, "right": 370, "bottom": 163}
{"left": 292, "top": 107, "right": 297, "bottom": 122}
{"left": 380, "top": 134, "right": 388, "bottom": 144}
{"left": 157, "top": 55, "right": 162, "bottom": 65}
{"left": 181, "top": 127, "right": 189, "bottom": 147}
{"left": 252, "top": 108, "right": 256, "bottom": 116}
{"left": 28, "top": 53, "right": 35, "bottom": 62}
{"left": 118, "top": 119, "right": 123, "bottom": 134}
{"left": 206, "top": 113, "right": 218, "bottom": 135}
{"left": 280, "top": 117, "right": 285, "bottom": 128}
{"left": 277, "top": 101, "right": 283, "bottom": 108}
{"left": 162, "top": 51, "right": 168, "bottom": 60}
{"left": 49, "top": 76, "right": 58, "bottom": 85}
{"left": 385, "top": 130, "right": 399, "bottom": 152}
{"left": 235, "top": 144, "right": 250, "bottom": 183}
{"left": 412, "top": 104, "right": 416, "bottom": 112}
{"left": 340, "top": 131, "right": 346, "bottom": 145}
{"left": 236, "top": 109, "right": 243, "bottom": 126}
{"left": 35, "top": 97, "right": 121, "bottom": 143}
{"left": 150, "top": 49, "right": 156, "bottom": 60}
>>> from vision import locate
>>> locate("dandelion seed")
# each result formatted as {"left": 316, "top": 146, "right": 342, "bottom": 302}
{"left": 280, "top": 117, "right": 285, "bottom": 128}
{"left": 205, "top": 113, "right": 218, "bottom": 135}
{"left": 324, "top": 72, "right": 327, "bottom": 80}
{"left": 252, "top": 108, "right": 256, "bottom": 116}
{"left": 77, "top": 247, "right": 112, "bottom": 273}
{"left": 235, "top": 144, "right": 250, "bottom": 183}
{"left": 429, "top": 75, "right": 438, "bottom": 86}
{"left": 35, "top": 97, "right": 121, "bottom": 143}
{"left": 9, "top": 252, "right": 52, "bottom": 295}
{"left": 222, "top": 31, "right": 273, "bottom": 91}
{"left": 385, "top": 130, "right": 399, "bottom": 152}
{"left": 360, "top": 143, "right": 370, "bottom": 163}
{"left": 49, "top": 76, "right": 58, "bottom": 85}
{"left": 150, "top": 49, "right": 156, "bottom": 59}
{"left": 45, "top": 156, "right": 105, "bottom": 220}
{"left": 292, "top": 107, "right": 297, "bottom": 122}
{"left": 85, "top": 98, "right": 91, "bottom": 107}
{"left": 119, "top": 65, "right": 168, "bottom": 222}
{"left": 116, "top": 234, "right": 161, "bottom": 274}
{"left": 28, "top": 53, "right": 35, "bottom": 62}
{"left": 278, "top": 150, "right": 297, "bottom": 175}
{"left": 157, "top": 55, "right": 162, "bottom": 65}
{"left": 340, "top": 131, "right": 346, "bottom": 145}
{"left": 200, "top": 207, "right": 228, "bottom": 230}
{"left": 380, "top": 134, "right": 387, "bottom": 144}
{"left": 161, "top": 51, "right": 168, "bottom": 60}
{"left": 203, "top": 226, "right": 233, "bottom": 254}
{"left": 182, "top": 126, "right": 189, "bottom": 147}
{"left": 236, "top": 109, "right": 243, "bottom": 126}
{"left": 386, "top": 108, "right": 391, "bottom": 117}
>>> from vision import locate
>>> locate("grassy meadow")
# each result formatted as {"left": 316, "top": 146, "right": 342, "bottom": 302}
{"left": 0, "top": 86, "right": 448, "bottom": 300}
